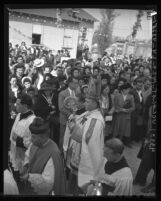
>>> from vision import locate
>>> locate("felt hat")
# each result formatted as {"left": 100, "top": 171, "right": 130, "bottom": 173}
{"left": 120, "top": 83, "right": 131, "bottom": 91}
{"left": 40, "top": 80, "right": 54, "bottom": 91}
{"left": 29, "top": 117, "right": 49, "bottom": 135}
{"left": 33, "top": 59, "right": 45, "bottom": 68}
{"left": 14, "top": 63, "right": 25, "bottom": 69}
{"left": 75, "top": 60, "right": 82, "bottom": 65}
{"left": 19, "top": 93, "right": 33, "bottom": 108}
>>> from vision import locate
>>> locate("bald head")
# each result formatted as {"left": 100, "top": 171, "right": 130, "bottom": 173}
{"left": 105, "top": 138, "right": 124, "bottom": 155}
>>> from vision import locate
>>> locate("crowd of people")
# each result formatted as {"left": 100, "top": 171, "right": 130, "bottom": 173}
{"left": 4, "top": 41, "right": 155, "bottom": 196}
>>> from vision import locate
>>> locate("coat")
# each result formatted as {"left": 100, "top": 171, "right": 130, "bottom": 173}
{"left": 34, "top": 91, "right": 59, "bottom": 121}
{"left": 111, "top": 93, "right": 135, "bottom": 139}
{"left": 143, "top": 93, "right": 152, "bottom": 133}
{"left": 46, "top": 54, "right": 55, "bottom": 66}
{"left": 129, "top": 88, "right": 144, "bottom": 120}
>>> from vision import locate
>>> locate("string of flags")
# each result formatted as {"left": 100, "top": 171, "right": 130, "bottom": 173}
{"left": 9, "top": 14, "right": 80, "bottom": 30}
{"left": 9, "top": 9, "right": 91, "bottom": 32}
{"left": 9, "top": 25, "right": 32, "bottom": 40}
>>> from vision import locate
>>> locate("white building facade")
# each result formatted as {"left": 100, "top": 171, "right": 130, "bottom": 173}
{"left": 9, "top": 9, "right": 97, "bottom": 58}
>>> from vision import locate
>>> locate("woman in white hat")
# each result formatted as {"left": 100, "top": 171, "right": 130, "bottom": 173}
{"left": 21, "top": 77, "right": 32, "bottom": 94}
{"left": 29, "top": 59, "right": 45, "bottom": 90}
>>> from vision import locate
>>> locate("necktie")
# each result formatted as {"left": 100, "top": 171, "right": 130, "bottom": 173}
{"left": 140, "top": 92, "right": 143, "bottom": 102}
{"left": 138, "top": 91, "right": 142, "bottom": 102}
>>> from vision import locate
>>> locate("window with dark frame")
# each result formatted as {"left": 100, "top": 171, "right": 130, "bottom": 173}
{"left": 32, "top": 34, "right": 41, "bottom": 45}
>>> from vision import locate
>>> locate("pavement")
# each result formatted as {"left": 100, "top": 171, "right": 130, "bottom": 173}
{"left": 123, "top": 141, "right": 155, "bottom": 196}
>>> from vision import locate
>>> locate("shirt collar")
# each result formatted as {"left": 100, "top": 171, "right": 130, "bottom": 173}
{"left": 137, "top": 90, "right": 142, "bottom": 94}
{"left": 19, "top": 110, "right": 33, "bottom": 121}
{"left": 68, "top": 87, "right": 74, "bottom": 96}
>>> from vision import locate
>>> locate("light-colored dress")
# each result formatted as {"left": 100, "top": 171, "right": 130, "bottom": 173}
{"left": 111, "top": 93, "right": 135, "bottom": 139}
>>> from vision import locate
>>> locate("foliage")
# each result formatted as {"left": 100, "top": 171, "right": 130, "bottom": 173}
{"left": 92, "top": 9, "right": 118, "bottom": 55}
{"left": 131, "top": 10, "right": 144, "bottom": 39}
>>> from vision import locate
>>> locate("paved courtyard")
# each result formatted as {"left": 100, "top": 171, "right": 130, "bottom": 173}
{"left": 123, "top": 141, "right": 155, "bottom": 196}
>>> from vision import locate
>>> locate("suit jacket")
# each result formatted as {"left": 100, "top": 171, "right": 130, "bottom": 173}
{"left": 129, "top": 88, "right": 144, "bottom": 118}
{"left": 46, "top": 54, "right": 55, "bottom": 66}
{"left": 58, "top": 88, "right": 72, "bottom": 125}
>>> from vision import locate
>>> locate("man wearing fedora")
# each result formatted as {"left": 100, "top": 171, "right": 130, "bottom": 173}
{"left": 20, "top": 117, "right": 66, "bottom": 195}
{"left": 34, "top": 79, "right": 59, "bottom": 144}
{"left": 67, "top": 80, "right": 105, "bottom": 194}
{"left": 46, "top": 50, "right": 55, "bottom": 67}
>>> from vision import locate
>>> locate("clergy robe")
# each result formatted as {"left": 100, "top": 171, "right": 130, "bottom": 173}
{"left": 96, "top": 157, "right": 133, "bottom": 196}
{"left": 77, "top": 109, "right": 105, "bottom": 187}
{"left": 9, "top": 111, "right": 35, "bottom": 172}
{"left": 24, "top": 139, "right": 66, "bottom": 195}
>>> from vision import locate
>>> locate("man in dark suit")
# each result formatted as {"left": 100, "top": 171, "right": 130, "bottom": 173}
{"left": 46, "top": 50, "right": 55, "bottom": 67}
{"left": 129, "top": 78, "right": 144, "bottom": 142}
{"left": 58, "top": 77, "right": 79, "bottom": 151}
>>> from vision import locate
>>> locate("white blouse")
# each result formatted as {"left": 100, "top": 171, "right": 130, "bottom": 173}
{"left": 11, "top": 86, "right": 19, "bottom": 98}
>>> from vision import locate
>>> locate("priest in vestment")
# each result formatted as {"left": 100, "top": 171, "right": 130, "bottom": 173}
{"left": 20, "top": 117, "right": 66, "bottom": 195}
{"left": 89, "top": 138, "right": 133, "bottom": 196}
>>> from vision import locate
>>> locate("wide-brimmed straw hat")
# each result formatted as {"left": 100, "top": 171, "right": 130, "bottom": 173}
{"left": 33, "top": 59, "right": 45, "bottom": 68}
